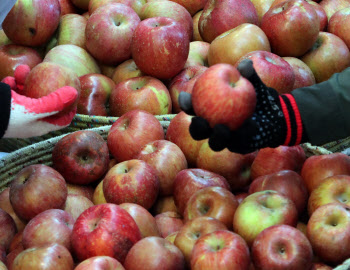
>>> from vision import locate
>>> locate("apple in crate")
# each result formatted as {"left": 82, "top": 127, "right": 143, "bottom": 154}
{"left": 184, "top": 41, "right": 210, "bottom": 68}
{"left": 58, "top": 0, "right": 78, "bottom": 15}
{"left": 155, "top": 211, "right": 184, "bottom": 238}
{"left": 63, "top": 194, "right": 94, "bottom": 222}
{"left": 169, "top": 0, "right": 207, "bottom": 16}
{"left": 57, "top": 14, "right": 87, "bottom": 49}
{"left": 52, "top": 130, "right": 110, "bottom": 185}
{"left": 191, "top": 63, "right": 256, "bottom": 130}
{"left": 0, "top": 209, "right": 17, "bottom": 253}
{"left": 66, "top": 183, "right": 94, "bottom": 201}
{"left": 71, "top": 203, "right": 141, "bottom": 263}
{"left": 75, "top": 256, "right": 125, "bottom": 270}
{"left": 328, "top": 7, "right": 350, "bottom": 50}
{"left": 283, "top": 57, "right": 316, "bottom": 89}
{"left": 319, "top": 0, "right": 350, "bottom": 20}
{"left": 111, "top": 59, "right": 145, "bottom": 85}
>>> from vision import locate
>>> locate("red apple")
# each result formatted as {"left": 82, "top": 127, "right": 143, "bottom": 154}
{"left": 235, "top": 192, "right": 249, "bottom": 204}
{"left": 328, "top": 7, "right": 350, "bottom": 50}
{"left": 319, "top": 0, "right": 350, "bottom": 20}
{"left": 184, "top": 41, "right": 210, "bottom": 68}
{"left": 0, "top": 209, "right": 17, "bottom": 253}
{"left": 152, "top": 196, "right": 178, "bottom": 215}
{"left": 154, "top": 211, "right": 184, "bottom": 238}
{"left": 88, "top": 0, "right": 147, "bottom": 17}
{"left": 191, "top": 230, "right": 250, "bottom": 270}
{"left": 311, "top": 263, "right": 333, "bottom": 270}
{"left": 306, "top": 0, "right": 328, "bottom": 31}
{"left": 57, "top": 14, "right": 87, "bottom": 49}
{"left": 58, "top": 0, "right": 79, "bottom": 15}
{"left": 8, "top": 231, "right": 23, "bottom": 254}
{"left": 9, "top": 164, "right": 67, "bottom": 222}
{"left": 169, "top": 0, "right": 207, "bottom": 16}
{"left": 74, "top": 256, "right": 125, "bottom": 270}
{"left": 6, "top": 245, "right": 24, "bottom": 270}
{"left": 66, "top": 183, "right": 94, "bottom": 201}
{"left": 131, "top": 17, "right": 190, "bottom": 80}
{"left": 71, "top": 203, "right": 142, "bottom": 263}
{"left": 63, "top": 194, "right": 94, "bottom": 221}
{"left": 251, "top": 224, "right": 313, "bottom": 270}
{"left": 107, "top": 109, "right": 165, "bottom": 162}
{"left": 111, "top": 59, "right": 144, "bottom": 85}
{"left": 283, "top": 56, "right": 316, "bottom": 89}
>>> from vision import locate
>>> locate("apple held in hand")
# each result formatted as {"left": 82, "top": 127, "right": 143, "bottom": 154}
{"left": 191, "top": 63, "right": 256, "bottom": 130}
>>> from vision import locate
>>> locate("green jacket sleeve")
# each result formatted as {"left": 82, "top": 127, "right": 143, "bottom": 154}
{"left": 292, "top": 67, "right": 350, "bottom": 146}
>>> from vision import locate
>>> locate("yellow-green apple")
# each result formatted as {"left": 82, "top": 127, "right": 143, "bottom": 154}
{"left": 251, "top": 224, "right": 313, "bottom": 270}
{"left": 107, "top": 109, "right": 165, "bottom": 162}
{"left": 191, "top": 230, "right": 250, "bottom": 270}
{"left": 173, "top": 168, "right": 231, "bottom": 216}
{"left": 98, "top": 63, "right": 116, "bottom": 80}
{"left": 198, "top": 0, "right": 258, "bottom": 43}
{"left": 71, "top": 0, "right": 90, "bottom": 10}
{"left": 233, "top": 190, "right": 298, "bottom": 247}
{"left": 168, "top": 65, "right": 208, "bottom": 113}
{"left": 135, "top": 139, "right": 188, "bottom": 196}
{"left": 63, "top": 194, "right": 94, "bottom": 221}
{"left": 2, "top": 0, "right": 61, "bottom": 47}
{"left": 103, "top": 159, "right": 160, "bottom": 209}
{"left": 191, "top": 63, "right": 256, "bottom": 130}
{"left": 124, "top": 236, "right": 186, "bottom": 270}
{"left": 184, "top": 41, "right": 210, "bottom": 68}
{"left": 66, "top": 183, "right": 94, "bottom": 201}
{"left": 174, "top": 216, "right": 227, "bottom": 265}
{"left": 0, "top": 209, "right": 17, "bottom": 253}
{"left": 196, "top": 142, "right": 254, "bottom": 191}
{"left": 109, "top": 76, "right": 172, "bottom": 116}
{"left": 300, "top": 31, "right": 350, "bottom": 83}
{"left": 183, "top": 186, "right": 239, "bottom": 230}
{"left": 306, "top": 202, "right": 350, "bottom": 265}
{"left": 85, "top": 3, "right": 140, "bottom": 65}
{"left": 58, "top": 0, "right": 79, "bottom": 15}
{"left": 112, "top": 59, "right": 144, "bottom": 85}
{"left": 0, "top": 188, "right": 26, "bottom": 232}
{"left": 319, "top": 0, "right": 350, "bottom": 20}
{"left": 119, "top": 202, "right": 160, "bottom": 238}
{"left": 283, "top": 56, "right": 316, "bottom": 89}
{"left": 154, "top": 211, "right": 184, "bottom": 238}
{"left": 165, "top": 112, "right": 206, "bottom": 167}
{"left": 77, "top": 73, "right": 115, "bottom": 116}
{"left": 250, "top": 145, "right": 306, "bottom": 180}
{"left": 169, "top": 0, "right": 207, "bottom": 16}
{"left": 306, "top": 0, "right": 328, "bottom": 31}
{"left": 235, "top": 50, "right": 295, "bottom": 93}
{"left": 250, "top": 0, "right": 276, "bottom": 24}
{"left": 208, "top": 23, "right": 271, "bottom": 67}
{"left": 88, "top": 0, "right": 147, "bottom": 17}
{"left": 57, "top": 14, "right": 87, "bottom": 49}
{"left": 328, "top": 7, "right": 350, "bottom": 50}
{"left": 9, "top": 164, "right": 67, "bottom": 222}
{"left": 192, "top": 11, "right": 203, "bottom": 41}
{"left": 52, "top": 130, "right": 110, "bottom": 185}
{"left": 0, "top": 44, "right": 42, "bottom": 81}
{"left": 71, "top": 203, "right": 142, "bottom": 263}
{"left": 92, "top": 180, "right": 107, "bottom": 205}
{"left": 261, "top": 0, "right": 319, "bottom": 57}
{"left": 43, "top": 44, "right": 101, "bottom": 77}
{"left": 74, "top": 256, "right": 125, "bottom": 270}
{"left": 307, "top": 175, "right": 350, "bottom": 215}
{"left": 21, "top": 209, "right": 74, "bottom": 251}
{"left": 152, "top": 195, "right": 178, "bottom": 215}
{"left": 12, "top": 243, "right": 74, "bottom": 270}
{"left": 139, "top": 1, "right": 193, "bottom": 41}
{"left": 131, "top": 17, "right": 190, "bottom": 80}
{"left": 248, "top": 170, "right": 308, "bottom": 215}
{"left": 300, "top": 152, "right": 350, "bottom": 193}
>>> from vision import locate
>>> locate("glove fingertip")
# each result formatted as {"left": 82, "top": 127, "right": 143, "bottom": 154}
{"left": 189, "top": 116, "right": 211, "bottom": 140}
{"left": 55, "top": 86, "right": 79, "bottom": 105}
{"left": 178, "top": 91, "right": 195, "bottom": 115}
{"left": 14, "top": 64, "right": 30, "bottom": 86}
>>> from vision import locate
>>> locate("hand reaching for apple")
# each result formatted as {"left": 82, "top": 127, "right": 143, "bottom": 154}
{"left": 178, "top": 59, "right": 307, "bottom": 154}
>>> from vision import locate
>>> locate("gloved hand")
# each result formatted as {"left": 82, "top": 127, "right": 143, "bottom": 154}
{"left": 178, "top": 59, "right": 308, "bottom": 154}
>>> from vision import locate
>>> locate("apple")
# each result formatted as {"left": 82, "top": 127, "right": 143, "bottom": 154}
{"left": 109, "top": 76, "right": 172, "bottom": 116}
{"left": 165, "top": 231, "right": 179, "bottom": 244}
{"left": 311, "top": 263, "right": 333, "bottom": 270}
{"left": 152, "top": 196, "right": 178, "bottom": 215}
{"left": 119, "top": 202, "right": 160, "bottom": 238}
{"left": 198, "top": 0, "right": 258, "bottom": 43}
{"left": 168, "top": 65, "right": 208, "bottom": 113}
{"left": 183, "top": 186, "right": 239, "bottom": 230}
{"left": 63, "top": 194, "right": 94, "bottom": 221}
{"left": 154, "top": 211, "right": 184, "bottom": 238}
{"left": 52, "top": 130, "right": 110, "bottom": 185}
{"left": 165, "top": 111, "right": 206, "bottom": 167}
{"left": 6, "top": 246, "right": 24, "bottom": 270}
{"left": 208, "top": 23, "right": 271, "bottom": 67}
{"left": 251, "top": 224, "right": 313, "bottom": 270}
{"left": 2, "top": 0, "right": 61, "bottom": 47}
{"left": 0, "top": 44, "right": 42, "bottom": 81}
{"left": 0, "top": 30, "right": 11, "bottom": 46}
{"left": 77, "top": 73, "right": 115, "bottom": 116}
{"left": 11, "top": 243, "right": 74, "bottom": 270}
{"left": 57, "top": 14, "right": 87, "bottom": 50}
{"left": 184, "top": 41, "right": 210, "bottom": 68}
{"left": 319, "top": 0, "right": 350, "bottom": 20}
{"left": 107, "top": 109, "right": 165, "bottom": 162}
{"left": 9, "top": 164, "right": 67, "bottom": 222}
{"left": 169, "top": 0, "right": 206, "bottom": 16}
{"left": 234, "top": 50, "right": 295, "bottom": 94}
{"left": 235, "top": 192, "right": 249, "bottom": 204}
{"left": 282, "top": 56, "right": 316, "bottom": 89}
{"left": 98, "top": 62, "right": 116, "bottom": 79}
{"left": 8, "top": 231, "right": 23, "bottom": 255}
{"left": 174, "top": 216, "right": 227, "bottom": 265}
{"left": 328, "top": 7, "right": 350, "bottom": 50}
{"left": 124, "top": 236, "right": 186, "bottom": 270}
{"left": 85, "top": 3, "right": 140, "bottom": 65}
{"left": 103, "top": 159, "right": 160, "bottom": 210}
{"left": 92, "top": 180, "right": 107, "bottom": 205}
{"left": 248, "top": 170, "right": 308, "bottom": 215}
{"left": 233, "top": 190, "right": 298, "bottom": 247}
{"left": 250, "top": 0, "right": 276, "bottom": 24}
{"left": 0, "top": 208, "right": 17, "bottom": 253}
{"left": 71, "top": 203, "right": 142, "bottom": 263}
{"left": 75, "top": 256, "right": 125, "bottom": 270}
{"left": 21, "top": 209, "right": 74, "bottom": 251}
{"left": 300, "top": 31, "right": 350, "bottom": 83}
{"left": 112, "top": 59, "right": 144, "bottom": 85}
{"left": 300, "top": 152, "right": 350, "bottom": 193}
{"left": 250, "top": 145, "right": 306, "bottom": 180}
{"left": 43, "top": 44, "right": 101, "bottom": 77}
{"left": 66, "top": 183, "right": 94, "bottom": 201}
{"left": 135, "top": 139, "right": 188, "bottom": 196}
{"left": 306, "top": 202, "right": 350, "bottom": 265}
{"left": 191, "top": 230, "right": 250, "bottom": 270}
{"left": 306, "top": 0, "right": 328, "bottom": 31}
{"left": 307, "top": 175, "right": 350, "bottom": 215}
{"left": 192, "top": 11, "right": 203, "bottom": 41}
{"left": 173, "top": 168, "right": 231, "bottom": 216}
{"left": 58, "top": 0, "right": 79, "bottom": 15}
{"left": 131, "top": 17, "right": 190, "bottom": 80}
{"left": 88, "top": 0, "right": 147, "bottom": 17}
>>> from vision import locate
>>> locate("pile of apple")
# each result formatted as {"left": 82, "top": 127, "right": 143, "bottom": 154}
{"left": 1, "top": 108, "right": 350, "bottom": 270}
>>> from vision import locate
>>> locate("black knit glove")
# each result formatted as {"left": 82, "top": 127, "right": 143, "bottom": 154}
{"left": 178, "top": 59, "right": 308, "bottom": 154}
